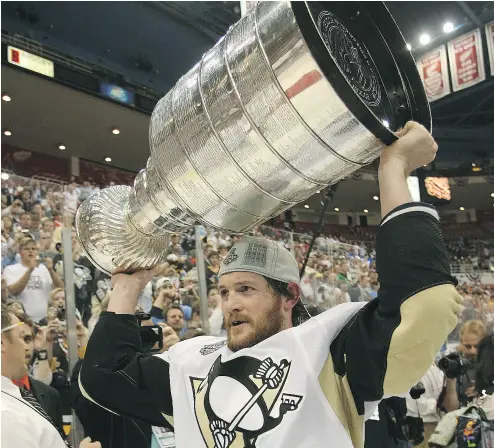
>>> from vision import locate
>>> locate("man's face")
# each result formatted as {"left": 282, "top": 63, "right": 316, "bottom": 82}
{"left": 218, "top": 272, "right": 286, "bottom": 352}
{"left": 459, "top": 331, "right": 482, "bottom": 361}
{"left": 341, "top": 263, "right": 349, "bottom": 274}
{"left": 42, "top": 220, "right": 54, "bottom": 234}
{"left": 20, "top": 214, "right": 32, "bottom": 229}
{"left": 209, "top": 255, "right": 220, "bottom": 266}
{"left": 166, "top": 309, "right": 184, "bottom": 333}
{"left": 158, "top": 282, "right": 175, "bottom": 300}
{"left": 1, "top": 315, "right": 31, "bottom": 380}
{"left": 20, "top": 242, "right": 37, "bottom": 264}
{"left": 63, "top": 213, "right": 74, "bottom": 228}
{"left": 39, "top": 232, "right": 52, "bottom": 249}
{"left": 52, "top": 291, "right": 65, "bottom": 309}
{"left": 208, "top": 288, "right": 219, "bottom": 306}
{"left": 11, "top": 201, "right": 23, "bottom": 214}
{"left": 171, "top": 235, "right": 179, "bottom": 244}
{"left": 24, "top": 327, "right": 34, "bottom": 366}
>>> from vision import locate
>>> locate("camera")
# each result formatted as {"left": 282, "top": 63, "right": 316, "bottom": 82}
{"left": 409, "top": 381, "right": 426, "bottom": 400}
{"left": 57, "top": 306, "right": 66, "bottom": 322}
{"left": 437, "top": 352, "right": 472, "bottom": 379}
{"left": 135, "top": 311, "right": 163, "bottom": 353}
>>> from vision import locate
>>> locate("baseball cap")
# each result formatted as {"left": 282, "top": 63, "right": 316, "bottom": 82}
{"left": 156, "top": 277, "right": 174, "bottom": 291}
{"left": 218, "top": 236, "right": 311, "bottom": 325}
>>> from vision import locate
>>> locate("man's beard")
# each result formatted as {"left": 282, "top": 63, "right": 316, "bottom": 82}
{"left": 227, "top": 302, "right": 284, "bottom": 352}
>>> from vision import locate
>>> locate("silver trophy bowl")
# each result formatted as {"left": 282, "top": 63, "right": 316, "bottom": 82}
{"left": 76, "top": 1, "right": 430, "bottom": 275}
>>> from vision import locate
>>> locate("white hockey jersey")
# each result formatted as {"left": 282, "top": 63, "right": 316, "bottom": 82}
{"left": 156, "top": 302, "right": 370, "bottom": 448}
{"left": 80, "top": 203, "right": 463, "bottom": 448}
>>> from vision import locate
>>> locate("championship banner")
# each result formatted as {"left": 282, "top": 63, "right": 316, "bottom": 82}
{"left": 447, "top": 28, "right": 485, "bottom": 92}
{"left": 416, "top": 45, "right": 450, "bottom": 102}
{"left": 486, "top": 20, "right": 494, "bottom": 77}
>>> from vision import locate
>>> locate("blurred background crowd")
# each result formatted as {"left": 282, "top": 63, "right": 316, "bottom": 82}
{"left": 2, "top": 174, "right": 494, "bottom": 436}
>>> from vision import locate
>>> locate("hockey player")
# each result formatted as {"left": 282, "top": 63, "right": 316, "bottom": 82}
{"left": 79, "top": 122, "right": 462, "bottom": 447}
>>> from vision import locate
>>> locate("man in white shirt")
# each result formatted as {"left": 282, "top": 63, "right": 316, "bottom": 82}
{"left": 1, "top": 303, "right": 69, "bottom": 448}
{"left": 3, "top": 238, "right": 64, "bottom": 322}
{"left": 1, "top": 304, "right": 101, "bottom": 448}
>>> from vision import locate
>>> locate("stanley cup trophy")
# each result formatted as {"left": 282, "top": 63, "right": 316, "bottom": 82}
{"left": 76, "top": 1, "right": 431, "bottom": 275}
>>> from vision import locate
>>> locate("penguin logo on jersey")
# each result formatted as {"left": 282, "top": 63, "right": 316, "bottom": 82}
{"left": 190, "top": 355, "right": 303, "bottom": 448}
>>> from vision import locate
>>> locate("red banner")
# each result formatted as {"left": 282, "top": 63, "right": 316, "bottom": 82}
{"left": 417, "top": 45, "right": 450, "bottom": 102}
{"left": 486, "top": 21, "right": 494, "bottom": 77}
{"left": 448, "top": 28, "right": 485, "bottom": 92}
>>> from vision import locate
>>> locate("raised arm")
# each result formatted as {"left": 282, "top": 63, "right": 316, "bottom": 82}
{"left": 332, "top": 122, "right": 463, "bottom": 413}
{"left": 79, "top": 267, "right": 174, "bottom": 426}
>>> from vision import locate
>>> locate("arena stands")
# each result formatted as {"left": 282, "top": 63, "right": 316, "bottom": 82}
{"left": 3, "top": 173, "right": 493, "bottom": 340}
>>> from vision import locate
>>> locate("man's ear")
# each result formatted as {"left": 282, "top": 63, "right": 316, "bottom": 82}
{"left": 282, "top": 282, "right": 301, "bottom": 312}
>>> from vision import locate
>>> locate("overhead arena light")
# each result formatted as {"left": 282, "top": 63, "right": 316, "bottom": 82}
{"left": 443, "top": 22, "right": 454, "bottom": 33}
{"left": 2, "top": 94, "right": 11, "bottom": 102}
{"left": 419, "top": 33, "right": 431, "bottom": 46}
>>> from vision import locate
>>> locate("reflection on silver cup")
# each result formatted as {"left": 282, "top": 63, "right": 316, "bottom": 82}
{"left": 76, "top": 1, "right": 430, "bottom": 275}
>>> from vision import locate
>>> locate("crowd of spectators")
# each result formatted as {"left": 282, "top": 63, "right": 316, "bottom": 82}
{"left": 1, "top": 173, "right": 494, "bottom": 440}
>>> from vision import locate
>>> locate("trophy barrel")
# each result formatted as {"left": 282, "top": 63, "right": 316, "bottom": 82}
{"left": 76, "top": 1, "right": 430, "bottom": 275}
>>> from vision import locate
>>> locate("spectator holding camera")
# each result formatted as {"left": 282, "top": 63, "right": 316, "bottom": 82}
{"left": 473, "top": 333, "right": 494, "bottom": 419}
{"left": 151, "top": 278, "right": 181, "bottom": 321}
{"left": 45, "top": 299, "right": 88, "bottom": 416}
{"left": 443, "top": 320, "right": 487, "bottom": 411}
{"left": 3, "top": 238, "right": 63, "bottom": 322}
{"left": 150, "top": 278, "right": 190, "bottom": 335}
{"left": 205, "top": 251, "right": 220, "bottom": 286}
{"left": 53, "top": 230, "right": 94, "bottom": 326}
